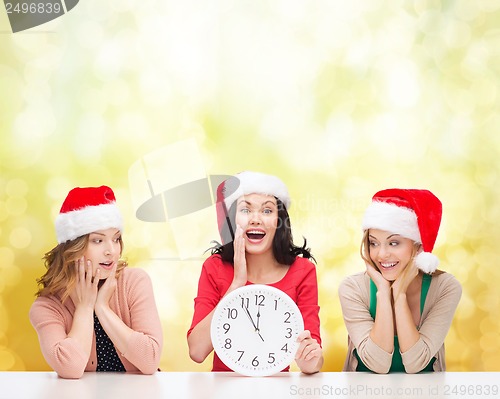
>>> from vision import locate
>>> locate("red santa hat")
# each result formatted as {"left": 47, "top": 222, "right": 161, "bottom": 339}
{"left": 215, "top": 171, "right": 291, "bottom": 243}
{"left": 362, "top": 188, "right": 442, "bottom": 273}
{"left": 55, "top": 185, "right": 123, "bottom": 244}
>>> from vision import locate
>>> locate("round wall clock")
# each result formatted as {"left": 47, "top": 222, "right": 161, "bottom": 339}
{"left": 210, "top": 284, "right": 304, "bottom": 376}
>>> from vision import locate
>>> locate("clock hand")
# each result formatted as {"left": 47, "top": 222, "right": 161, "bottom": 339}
{"left": 242, "top": 304, "right": 258, "bottom": 331}
{"left": 241, "top": 304, "right": 265, "bottom": 342}
{"left": 255, "top": 305, "right": 264, "bottom": 342}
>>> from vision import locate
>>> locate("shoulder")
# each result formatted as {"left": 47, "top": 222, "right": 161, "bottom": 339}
{"left": 203, "top": 253, "right": 224, "bottom": 267}
{"left": 30, "top": 294, "right": 64, "bottom": 310}
{"left": 338, "top": 272, "right": 370, "bottom": 298}
{"left": 289, "top": 256, "right": 316, "bottom": 272}
{"left": 116, "top": 267, "right": 158, "bottom": 304}
{"left": 339, "top": 271, "right": 368, "bottom": 289}
{"left": 430, "top": 271, "right": 462, "bottom": 296}
{"left": 29, "top": 295, "right": 67, "bottom": 324}
{"left": 120, "top": 266, "right": 149, "bottom": 280}
{"left": 118, "top": 267, "right": 153, "bottom": 289}
{"left": 282, "top": 257, "right": 317, "bottom": 283}
{"left": 432, "top": 270, "right": 461, "bottom": 285}
{"left": 202, "top": 254, "right": 233, "bottom": 275}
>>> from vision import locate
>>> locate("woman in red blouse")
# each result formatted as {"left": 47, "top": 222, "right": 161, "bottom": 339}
{"left": 187, "top": 171, "right": 323, "bottom": 374}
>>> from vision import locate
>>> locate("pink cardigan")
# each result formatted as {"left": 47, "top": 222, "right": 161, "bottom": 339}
{"left": 29, "top": 267, "right": 163, "bottom": 379}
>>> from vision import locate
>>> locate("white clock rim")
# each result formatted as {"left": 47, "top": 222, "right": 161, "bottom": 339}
{"left": 210, "top": 284, "right": 305, "bottom": 377}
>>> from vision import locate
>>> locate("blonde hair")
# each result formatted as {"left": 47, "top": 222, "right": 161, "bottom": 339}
{"left": 361, "top": 229, "right": 421, "bottom": 298}
{"left": 36, "top": 234, "right": 127, "bottom": 304}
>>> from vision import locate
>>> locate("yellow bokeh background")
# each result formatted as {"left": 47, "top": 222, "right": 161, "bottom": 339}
{"left": 1, "top": 0, "right": 499, "bottom": 372}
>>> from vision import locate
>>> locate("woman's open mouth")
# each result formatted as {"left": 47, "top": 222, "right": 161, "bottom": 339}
{"left": 380, "top": 261, "right": 398, "bottom": 270}
{"left": 246, "top": 230, "right": 266, "bottom": 242}
{"left": 99, "top": 261, "right": 114, "bottom": 270}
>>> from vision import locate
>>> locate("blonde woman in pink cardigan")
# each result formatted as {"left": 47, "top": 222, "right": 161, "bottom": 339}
{"left": 30, "top": 186, "right": 163, "bottom": 379}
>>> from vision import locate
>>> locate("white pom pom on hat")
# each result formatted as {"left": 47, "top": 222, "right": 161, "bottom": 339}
{"left": 55, "top": 185, "right": 123, "bottom": 244}
{"left": 362, "top": 188, "right": 442, "bottom": 273}
{"left": 415, "top": 251, "right": 440, "bottom": 274}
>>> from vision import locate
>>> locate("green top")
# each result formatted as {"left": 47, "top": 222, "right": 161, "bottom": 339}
{"left": 355, "top": 273, "right": 435, "bottom": 372}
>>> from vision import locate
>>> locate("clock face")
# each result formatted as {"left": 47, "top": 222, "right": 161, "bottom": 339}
{"left": 210, "top": 284, "right": 304, "bottom": 376}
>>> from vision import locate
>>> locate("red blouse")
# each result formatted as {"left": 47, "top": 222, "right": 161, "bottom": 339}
{"left": 188, "top": 254, "right": 321, "bottom": 371}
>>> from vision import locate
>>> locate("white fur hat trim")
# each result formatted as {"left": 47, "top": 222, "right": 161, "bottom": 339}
{"left": 55, "top": 203, "right": 123, "bottom": 244}
{"left": 223, "top": 171, "right": 291, "bottom": 211}
{"left": 362, "top": 201, "right": 422, "bottom": 243}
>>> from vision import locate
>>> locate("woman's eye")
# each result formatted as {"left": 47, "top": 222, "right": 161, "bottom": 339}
{"left": 263, "top": 208, "right": 272, "bottom": 214}
{"left": 390, "top": 241, "right": 399, "bottom": 246}
{"left": 240, "top": 208, "right": 250, "bottom": 214}
{"left": 369, "top": 241, "right": 378, "bottom": 247}
{"left": 92, "top": 239, "right": 102, "bottom": 244}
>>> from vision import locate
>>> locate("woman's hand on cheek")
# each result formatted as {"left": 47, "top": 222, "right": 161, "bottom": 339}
{"left": 231, "top": 225, "right": 247, "bottom": 289}
{"left": 392, "top": 264, "right": 418, "bottom": 299}
{"left": 95, "top": 262, "right": 118, "bottom": 310}
{"left": 69, "top": 257, "right": 99, "bottom": 310}
{"left": 365, "top": 262, "right": 391, "bottom": 293}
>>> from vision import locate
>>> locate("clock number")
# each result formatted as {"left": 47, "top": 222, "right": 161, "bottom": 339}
{"left": 281, "top": 343, "right": 288, "bottom": 352}
{"left": 223, "top": 323, "right": 231, "bottom": 334}
{"left": 284, "top": 312, "right": 291, "bottom": 323}
{"left": 274, "top": 300, "right": 278, "bottom": 310}
{"left": 227, "top": 308, "right": 238, "bottom": 319}
{"left": 241, "top": 297, "right": 249, "bottom": 308}
{"left": 224, "top": 338, "right": 232, "bottom": 349}
{"left": 252, "top": 356, "right": 259, "bottom": 367}
{"left": 268, "top": 353, "right": 276, "bottom": 364}
{"left": 285, "top": 328, "right": 292, "bottom": 339}
{"left": 237, "top": 350, "right": 245, "bottom": 361}
{"left": 254, "top": 294, "right": 265, "bottom": 306}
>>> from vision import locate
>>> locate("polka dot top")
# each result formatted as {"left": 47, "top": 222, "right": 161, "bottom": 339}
{"left": 94, "top": 313, "right": 125, "bottom": 372}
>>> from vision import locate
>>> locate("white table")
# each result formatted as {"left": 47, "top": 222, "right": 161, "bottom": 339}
{"left": 0, "top": 372, "right": 498, "bottom": 399}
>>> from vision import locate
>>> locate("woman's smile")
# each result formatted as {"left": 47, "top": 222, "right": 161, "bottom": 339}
{"left": 245, "top": 228, "right": 266, "bottom": 243}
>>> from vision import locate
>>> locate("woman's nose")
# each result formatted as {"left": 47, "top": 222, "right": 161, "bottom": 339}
{"left": 378, "top": 245, "right": 390, "bottom": 259}
{"left": 104, "top": 242, "right": 115, "bottom": 255}
{"left": 249, "top": 211, "right": 261, "bottom": 224}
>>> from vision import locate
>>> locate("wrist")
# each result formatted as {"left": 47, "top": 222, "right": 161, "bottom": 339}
{"left": 393, "top": 291, "right": 407, "bottom": 304}
{"left": 73, "top": 304, "right": 94, "bottom": 321}
{"left": 228, "top": 280, "right": 245, "bottom": 293}
{"left": 74, "top": 301, "right": 94, "bottom": 312}
{"left": 298, "top": 357, "right": 322, "bottom": 374}
{"left": 94, "top": 302, "right": 111, "bottom": 317}
{"left": 376, "top": 287, "right": 392, "bottom": 299}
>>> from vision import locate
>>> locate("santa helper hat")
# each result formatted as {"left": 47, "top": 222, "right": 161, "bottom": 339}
{"left": 215, "top": 171, "right": 291, "bottom": 243}
{"left": 362, "top": 188, "right": 442, "bottom": 274}
{"left": 55, "top": 185, "right": 123, "bottom": 244}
